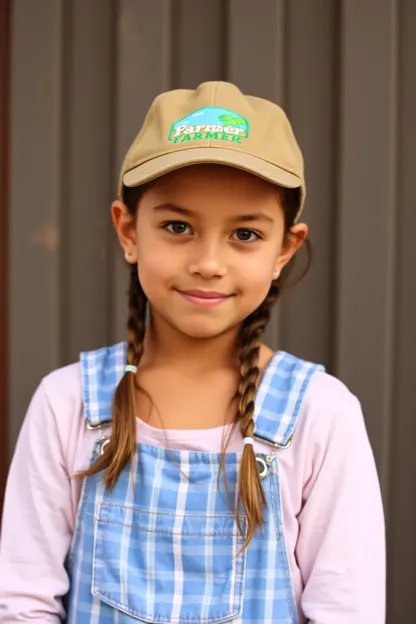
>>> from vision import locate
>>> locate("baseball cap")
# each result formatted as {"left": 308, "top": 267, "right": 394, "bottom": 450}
{"left": 119, "top": 81, "right": 306, "bottom": 219}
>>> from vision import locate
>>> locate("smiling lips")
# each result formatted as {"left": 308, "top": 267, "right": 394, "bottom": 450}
{"left": 177, "top": 289, "right": 232, "bottom": 307}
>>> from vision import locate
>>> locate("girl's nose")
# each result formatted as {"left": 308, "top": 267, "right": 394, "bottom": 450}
{"left": 188, "top": 244, "right": 227, "bottom": 279}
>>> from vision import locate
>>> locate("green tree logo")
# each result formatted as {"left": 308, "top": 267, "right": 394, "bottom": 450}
{"left": 218, "top": 114, "right": 246, "bottom": 127}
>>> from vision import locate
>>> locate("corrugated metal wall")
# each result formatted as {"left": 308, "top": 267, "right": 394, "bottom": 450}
{"left": 7, "top": 1, "right": 416, "bottom": 620}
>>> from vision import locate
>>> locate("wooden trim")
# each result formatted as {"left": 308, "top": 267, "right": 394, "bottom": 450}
{"left": 0, "top": 0, "right": 10, "bottom": 509}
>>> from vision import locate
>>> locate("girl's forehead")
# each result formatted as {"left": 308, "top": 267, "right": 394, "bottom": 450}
{"left": 141, "top": 164, "right": 283, "bottom": 213}
{"left": 152, "top": 163, "right": 273, "bottom": 188}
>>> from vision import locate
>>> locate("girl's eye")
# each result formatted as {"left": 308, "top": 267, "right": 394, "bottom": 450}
{"left": 162, "top": 223, "right": 262, "bottom": 241}
{"left": 163, "top": 221, "right": 192, "bottom": 236}
{"left": 232, "top": 228, "right": 262, "bottom": 242}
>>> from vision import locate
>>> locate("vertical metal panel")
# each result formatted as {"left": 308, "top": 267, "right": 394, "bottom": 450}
{"left": 387, "top": 2, "right": 416, "bottom": 619}
{"left": 8, "top": 0, "right": 65, "bottom": 447}
{"left": 335, "top": 0, "right": 398, "bottom": 484}
{"left": 62, "top": 0, "right": 115, "bottom": 363}
{"left": 227, "top": 0, "right": 286, "bottom": 103}
{"left": 171, "top": 0, "right": 226, "bottom": 87}
{"left": 112, "top": 0, "right": 173, "bottom": 343}
{"left": 279, "top": 0, "right": 338, "bottom": 368}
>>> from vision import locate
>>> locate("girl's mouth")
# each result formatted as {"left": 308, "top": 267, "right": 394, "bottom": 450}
{"left": 176, "top": 289, "right": 232, "bottom": 307}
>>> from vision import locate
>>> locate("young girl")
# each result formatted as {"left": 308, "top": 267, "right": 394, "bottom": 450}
{"left": 0, "top": 82, "right": 385, "bottom": 623}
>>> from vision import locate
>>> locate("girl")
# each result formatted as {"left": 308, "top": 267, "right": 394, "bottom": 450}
{"left": 0, "top": 81, "right": 385, "bottom": 623}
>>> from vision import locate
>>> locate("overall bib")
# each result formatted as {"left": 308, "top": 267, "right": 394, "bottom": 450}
{"left": 65, "top": 343, "right": 323, "bottom": 623}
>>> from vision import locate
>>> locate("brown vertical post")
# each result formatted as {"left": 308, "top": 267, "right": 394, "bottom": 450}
{"left": 0, "top": 0, "right": 10, "bottom": 510}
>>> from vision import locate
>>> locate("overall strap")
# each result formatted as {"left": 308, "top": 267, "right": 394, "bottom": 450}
{"left": 253, "top": 351, "right": 325, "bottom": 449}
{"left": 80, "top": 343, "right": 324, "bottom": 444}
{"left": 80, "top": 342, "right": 127, "bottom": 428}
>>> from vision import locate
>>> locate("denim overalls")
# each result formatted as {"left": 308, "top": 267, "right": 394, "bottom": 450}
{"left": 65, "top": 342, "right": 323, "bottom": 623}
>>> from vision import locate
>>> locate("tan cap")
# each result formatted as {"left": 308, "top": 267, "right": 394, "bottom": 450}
{"left": 120, "top": 81, "right": 306, "bottom": 219}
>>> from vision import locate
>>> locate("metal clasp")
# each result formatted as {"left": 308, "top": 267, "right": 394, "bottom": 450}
{"left": 274, "top": 436, "right": 293, "bottom": 450}
{"left": 99, "top": 437, "right": 110, "bottom": 456}
{"left": 253, "top": 433, "right": 293, "bottom": 451}
{"left": 256, "top": 454, "right": 274, "bottom": 479}
{"left": 86, "top": 420, "right": 112, "bottom": 431}
{"left": 92, "top": 435, "right": 110, "bottom": 459}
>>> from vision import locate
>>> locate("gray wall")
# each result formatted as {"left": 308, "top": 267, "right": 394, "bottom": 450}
{"left": 8, "top": 0, "right": 416, "bottom": 620}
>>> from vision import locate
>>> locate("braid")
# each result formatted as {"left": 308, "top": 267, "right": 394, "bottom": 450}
{"left": 236, "top": 282, "right": 280, "bottom": 549}
{"left": 78, "top": 263, "right": 147, "bottom": 488}
{"left": 127, "top": 263, "right": 147, "bottom": 367}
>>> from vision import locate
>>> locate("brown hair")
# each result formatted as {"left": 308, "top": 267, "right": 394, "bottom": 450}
{"left": 79, "top": 178, "right": 310, "bottom": 551}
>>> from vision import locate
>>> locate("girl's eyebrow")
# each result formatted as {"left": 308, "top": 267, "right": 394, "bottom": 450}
{"left": 152, "top": 203, "right": 275, "bottom": 224}
{"left": 152, "top": 203, "right": 194, "bottom": 217}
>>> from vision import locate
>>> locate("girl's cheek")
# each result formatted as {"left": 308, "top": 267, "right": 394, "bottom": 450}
{"left": 138, "top": 238, "right": 176, "bottom": 266}
{"left": 242, "top": 258, "right": 275, "bottom": 286}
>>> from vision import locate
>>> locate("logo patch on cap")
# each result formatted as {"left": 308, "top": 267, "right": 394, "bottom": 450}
{"left": 169, "top": 107, "right": 249, "bottom": 144}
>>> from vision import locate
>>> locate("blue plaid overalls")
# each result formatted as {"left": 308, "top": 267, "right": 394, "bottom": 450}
{"left": 66, "top": 342, "right": 324, "bottom": 623}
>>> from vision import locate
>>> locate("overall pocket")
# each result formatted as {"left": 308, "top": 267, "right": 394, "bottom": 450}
{"left": 92, "top": 502, "right": 247, "bottom": 623}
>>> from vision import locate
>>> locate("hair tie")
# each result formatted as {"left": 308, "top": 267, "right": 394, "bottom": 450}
{"left": 243, "top": 437, "right": 254, "bottom": 447}
{"left": 125, "top": 364, "right": 137, "bottom": 374}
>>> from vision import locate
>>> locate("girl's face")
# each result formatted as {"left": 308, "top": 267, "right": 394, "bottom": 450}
{"left": 113, "top": 165, "right": 307, "bottom": 340}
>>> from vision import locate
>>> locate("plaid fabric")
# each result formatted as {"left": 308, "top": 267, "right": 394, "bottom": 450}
{"left": 80, "top": 342, "right": 127, "bottom": 427}
{"left": 254, "top": 351, "right": 325, "bottom": 447}
{"left": 66, "top": 343, "right": 324, "bottom": 623}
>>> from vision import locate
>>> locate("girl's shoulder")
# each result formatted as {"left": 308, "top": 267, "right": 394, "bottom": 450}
{"left": 40, "top": 341, "right": 125, "bottom": 416}
{"left": 15, "top": 360, "right": 88, "bottom": 481}
{"left": 259, "top": 347, "right": 364, "bottom": 447}
{"left": 294, "top": 366, "right": 366, "bottom": 453}
{"left": 264, "top": 345, "right": 361, "bottom": 415}
{"left": 36, "top": 342, "right": 127, "bottom": 437}
{"left": 42, "top": 360, "right": 83, "bottom": 405}
{"left": 304, "top": 367, "right": 360, "bottom": 410}
{"left": 39, "top": 361, "right": 86, "bottom": 447}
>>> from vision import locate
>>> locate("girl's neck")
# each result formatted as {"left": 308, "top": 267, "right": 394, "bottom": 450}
{"left": 140, "top": 311, "right": 241, "bottom": 373}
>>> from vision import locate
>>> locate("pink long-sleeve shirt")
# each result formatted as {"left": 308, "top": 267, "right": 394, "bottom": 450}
{"left": 0, "top": 362, "right": 385, "bottom": 623}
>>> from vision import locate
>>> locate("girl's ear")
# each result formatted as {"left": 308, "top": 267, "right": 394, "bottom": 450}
{"left": 111, "top": 200, "right": 138, "bottom": 262}
{"left": 274, "top": 223, "right": 308, "bottom": 275}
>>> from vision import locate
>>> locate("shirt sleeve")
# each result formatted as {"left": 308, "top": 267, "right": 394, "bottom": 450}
{"left": 296, "top": 382, "right": 386, "bottom": 623}
{"left": 0, "top": 379, "right": 74, "bottom": 623}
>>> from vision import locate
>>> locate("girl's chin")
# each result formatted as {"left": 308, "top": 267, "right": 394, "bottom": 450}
{"left": 170, "top": 317, "right": 242, "bottom": 340}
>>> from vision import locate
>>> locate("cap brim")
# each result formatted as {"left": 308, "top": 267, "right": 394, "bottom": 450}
{"left": 122, "top": 147, "right": 302, "bottom": 192}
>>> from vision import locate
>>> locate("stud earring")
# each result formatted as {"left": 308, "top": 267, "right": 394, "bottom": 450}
{"left": 272, "top": 269, "right": 280, "bottom": 280}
